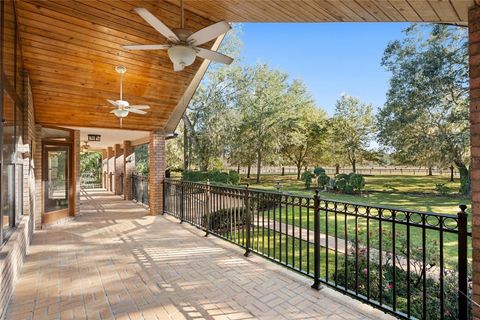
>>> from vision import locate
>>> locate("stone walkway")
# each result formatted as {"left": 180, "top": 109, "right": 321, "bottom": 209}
{"left": 6, "top": 189, "right": 392, "bottom": 320}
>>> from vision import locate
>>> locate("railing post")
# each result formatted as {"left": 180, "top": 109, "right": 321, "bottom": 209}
{"left": 205, "top": 180, "right": 210, "bottom": 237}
{"left": 458, "top": 204, "right": 468, "bottom": 319}
{"left": 244, "top": 184, "right": 251, "bottom": 257}
{"left": 162, "top": 179, "right": 166, "bottom": 215}
{"left": 180, "top": 182, "right": 185, "bottom": 223}
{"left": 312, "top": 189, "right": 322, "bottom": 290}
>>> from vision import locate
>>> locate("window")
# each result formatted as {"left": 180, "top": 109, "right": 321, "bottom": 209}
{"left": 0, "top": 0, "right": 26, "bottom": 242}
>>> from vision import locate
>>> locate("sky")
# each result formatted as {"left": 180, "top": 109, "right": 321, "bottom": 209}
{"left": 238, "top": 22, "right": 411, "bottom": 115}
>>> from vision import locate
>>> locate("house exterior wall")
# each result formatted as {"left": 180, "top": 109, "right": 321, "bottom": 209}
{"left": 0, "top": 74, "right": 36, "bottom": 318}
{"left": 469, "top": 5, "right": 480, "bottom": 319}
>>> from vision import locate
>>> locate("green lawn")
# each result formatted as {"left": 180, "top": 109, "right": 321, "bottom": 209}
{"left": 241, "top": 174, "right": 470, "bottom": 215}
{"left": 237, "top": 174, "right": 471, "bottom": 267}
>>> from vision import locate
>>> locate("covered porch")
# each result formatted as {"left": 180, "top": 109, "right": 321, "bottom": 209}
{"left": 1, "top": 0, "right": 480, "bottom": 319}
{"left": 6, "top": 189, "right": 388, "bottom": 319}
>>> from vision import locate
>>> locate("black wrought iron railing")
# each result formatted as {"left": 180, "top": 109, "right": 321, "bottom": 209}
{"left": 163, "top": 179, "right": 471, "bottom": 320}
{"left": 80, "top": 171, "right": 102, "bottom": 189}
{"left": 132, "top": 174, "right": 149, "bottom": 206}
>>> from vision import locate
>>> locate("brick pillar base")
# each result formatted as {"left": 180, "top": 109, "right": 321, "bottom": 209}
{"left": 469, "top": 5, "right": 480, "bottom": 319}
{"left": 123, "top": 141, "right": 133, "bottom": 200}
{"left": 149, "top": 130, "right": 165, "bottom": 215}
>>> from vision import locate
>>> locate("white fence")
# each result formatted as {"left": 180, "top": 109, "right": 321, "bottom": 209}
{"left": 228, "top": 166, "right": 459, "bottom": 177}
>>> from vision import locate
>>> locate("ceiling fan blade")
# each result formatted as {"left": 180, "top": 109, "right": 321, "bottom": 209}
{"left": 107, "top": 99, "right": 119, "bottom": 106}
{"left": 134, "top": 8, "right": 179, "bottom": 42}
{"left": 109, "top": 110, "right": 116, "bottom": 113}
{"left": 196, "top": 48, "right": 233, "bottom": 65}
{"left": 187, "top": 21, "right": 231, "bottom": 46}
{"left": 122, "top": 44, "right": 170, "bottom": 50}
{"left": 129, "top": 105, "right": 150, "bottom": 110}
{"left": 128, "top": 109, "right": 147, "bottom": 115}
{"left": 173, "top": 62, "right": 184, "bottom": 72}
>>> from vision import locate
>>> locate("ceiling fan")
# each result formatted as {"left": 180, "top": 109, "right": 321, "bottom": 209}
{"left": 105, "top": 65, "right": 150, "bottom": 128}
{"left": 81, "top": 141, "right": 90, "bottom": 152}
{"left": 122, "top": 0, "right": 233, "bottom": 71}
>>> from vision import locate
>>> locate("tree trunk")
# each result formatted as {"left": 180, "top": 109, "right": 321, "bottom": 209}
{"left": 247, "top": 165, "right": 251, "bottom": 179}
{"left": 335, "top": 164, "right": 340, "bottom": 175}
{"left": 455, "top": 161, "right": 470, "bottom": 195}
{"left": 428, "top": 167, "right": 433, "bottom": 176}
{"left": 296, "top": 164, "right": 302, "bottom": 180}
{"left": 352, "top": 159, "right": 356, "bottom": 173}
{"left": 256, "top": 151, "right": 262, "bottom": 183}
{"left": 450, "top": 165, "right": 454, "bottom": 182}
{"left": 183, "top": 121, "right": 189, "bottom": 172}
{"left": 237, "top": 164, "right": 240, "bottom": 174}
{"left": 281, "top": 166, "right": 285, "bottom": 176}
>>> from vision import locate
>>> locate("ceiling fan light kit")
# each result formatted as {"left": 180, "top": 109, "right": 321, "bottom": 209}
{"left": 122, "top": 0, "right": 234, "bottom": 72}
{"left": 112, "top": 109, "right": 129, "bottom": 118}
{"left": 102, "top": 65, "right": 150, "bottom": 127}
{"left": 168, "top": 46, "right": 197, "bottom": 70}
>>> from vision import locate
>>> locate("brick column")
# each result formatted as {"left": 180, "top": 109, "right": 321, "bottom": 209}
{"left": 149, "top": 130, "right": 165, "bottom": 215}
{"left": 470, "top": 5, "right": 480, "bottom": 319}
{"left": 101, "top": 149, "right": 107, "bottom": 189}
{"left": 107, "top": 147, "right": 114, "bottom": 192}
{"left": 123, "top": 141, "right": 134, "bottom": 200}
{"left": 72, "top": 130, "right": 81, "bottom": 216}
{"left": 114, "top": 144, "right": 123, "bottom": 195}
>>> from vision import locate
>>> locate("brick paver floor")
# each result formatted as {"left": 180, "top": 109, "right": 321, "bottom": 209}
{"left": 6, "top": 189, "right": 393, "bottom": 320}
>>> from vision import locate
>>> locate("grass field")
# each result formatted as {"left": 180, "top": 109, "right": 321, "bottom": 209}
{"left": 241, "top": 174, "right": 470, "bottom": 215}
{"left": 234, "top": 173, "right": 471, "bottom": 266}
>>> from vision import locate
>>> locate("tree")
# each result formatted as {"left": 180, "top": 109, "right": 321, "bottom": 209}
{"left": 80, "top": 151, "right": 101, "bottom": 173}
{"left": 182, "top": 25, "right": 244, "bottom": 171}
{"left": 331, "top": 94, "right": 376, "bottom": 173}
{"left": 237, "top": 64, "right": 292, "bottom": 183}
{"left": 280, "top": 81, "right": 328, "bottom": 179}
{"left": 378, "top": 24, "right": 470, "bottom": 194}
{"left": 134, "top": 144, "right": 149, "bottom": 175}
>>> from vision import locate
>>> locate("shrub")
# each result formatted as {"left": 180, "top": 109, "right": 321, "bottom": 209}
{"left": 182, "top": 170, "right": 239, "bottom": 185}
{"left": 334, "top": 174, "right": 349, "bottom": 191}
{"left": 313, "top": 167, "right": 326, "bottom": 176}
{"left": 349, "top": 173, "right": 365, "bottom": 191}
{"left": 333, "top": 173, "right": 365, "bottom": 194}
{"left": 317, "top": 173, "right": 330, "bottom": 189}
{"left": 301, "top": 170, "right": 314, "bottom": 189}
{"left": 435, "top": 183, "right": 450, "bottom": 195}
{"left": 228, "top": 170, "right": 241, "bottom": 185}
{"left": 205, "top": 207, "right": 246, "bottom": 231}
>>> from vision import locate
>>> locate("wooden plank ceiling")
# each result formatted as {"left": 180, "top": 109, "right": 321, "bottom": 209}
{"left": 15, "top": 0, "right": 475, "bottom": 131}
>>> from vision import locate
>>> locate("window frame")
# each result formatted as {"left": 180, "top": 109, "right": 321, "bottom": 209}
{"left": 0, "top": 0, "right": 26, "bottom": 244}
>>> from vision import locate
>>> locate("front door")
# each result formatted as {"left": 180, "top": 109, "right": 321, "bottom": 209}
{"left": 43, "top": 146, "right": 70, "bottom": 214}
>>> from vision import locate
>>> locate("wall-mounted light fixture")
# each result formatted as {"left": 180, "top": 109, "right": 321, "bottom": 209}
{"left": 88, "top": 134, "right": 101, "bottom": 141}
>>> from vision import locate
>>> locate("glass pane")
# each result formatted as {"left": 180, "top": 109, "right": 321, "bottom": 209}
{"left": 3, "top": 91, "right": 15, "bottom": 230}
{"left": 44, "top": 147, "right": 69, "bottom": 213}
{"left": 15, "top": 164, "right": 23, "bottom": 220}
